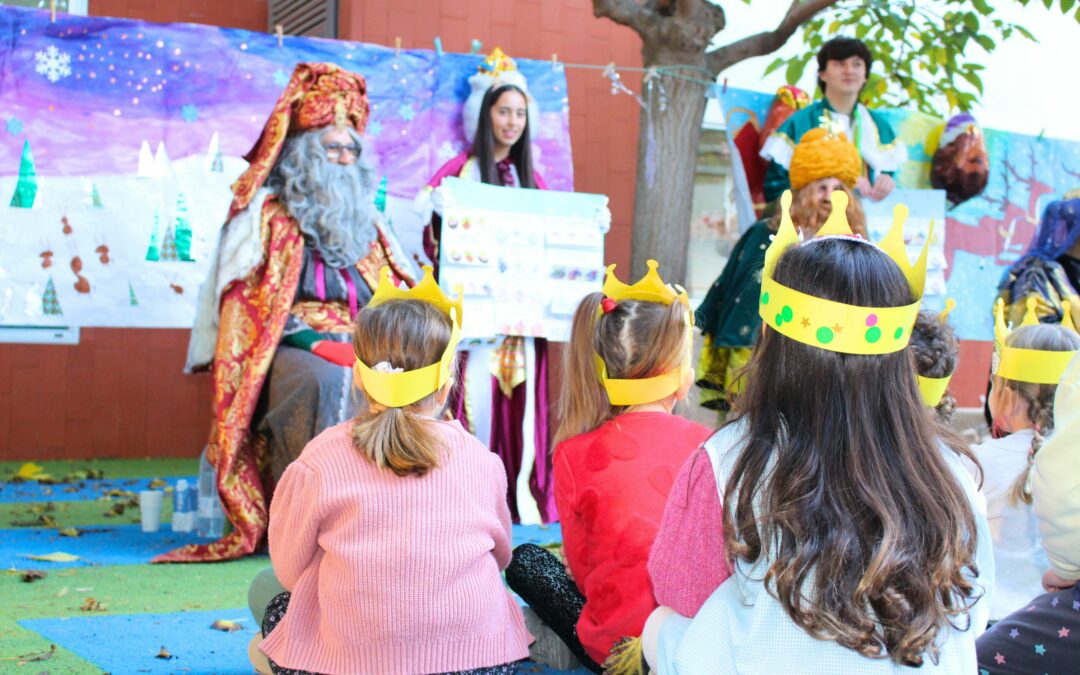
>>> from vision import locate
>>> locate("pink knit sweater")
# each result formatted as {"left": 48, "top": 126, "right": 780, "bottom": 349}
{"left": 260, "top": 419, "right": 532, "bottom": 675}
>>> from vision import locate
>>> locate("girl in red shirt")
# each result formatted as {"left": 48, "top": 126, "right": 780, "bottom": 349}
{"left": 506, "top": 261, "right": 711, "bottom": 674}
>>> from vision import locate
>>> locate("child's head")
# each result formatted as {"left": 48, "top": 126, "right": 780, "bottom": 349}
{"left": 556, "top": 292, "right": 692, "bottom": 446}
{"left": 727, "top": 236, "right": 978, "bottom": 667}
{"left": 909, "top": 308, "right": 960, "bottom": 422}
{"left": 990, "top": 323, "right": 1080, "bottom": 503}
{"left": 351, "top": 299, "right": 456, "bottom": 477}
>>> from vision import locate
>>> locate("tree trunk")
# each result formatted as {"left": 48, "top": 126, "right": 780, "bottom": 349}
{"left": 630, "top": 50, "right": 709, "bottom": 285}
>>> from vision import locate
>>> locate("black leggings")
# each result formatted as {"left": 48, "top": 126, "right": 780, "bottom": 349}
{"left": 504, "top": 544, "right": 603, "bottom": 673}
{"left": 261, "top": 592, "right": 521, "bottom": 675}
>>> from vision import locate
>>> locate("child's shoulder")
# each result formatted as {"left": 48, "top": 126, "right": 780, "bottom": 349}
{"left": 294, "top": 421, "right": 356, "bottom": 469}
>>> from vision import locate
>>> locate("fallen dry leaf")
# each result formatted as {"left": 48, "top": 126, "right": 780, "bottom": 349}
{"left": 14, "top": 462, "right": 48, "bottom": 481}
{"left": 23, "top": 552, "right": 80, "bottom": 563}
{"left": 20, "top": 570, "right": 47, "bottom": 583}
{"left": 103, "top": 503, "right": 125, "bottom": 518}
{"left": 80, "top": 597, "right": 106, "bottom": 612}
{"left": 148, "top": 478, "right": 167, "bottom": 489}
{"left": 155, "top": 645, "right": 176, "bottom": 660}
{"left": 57, "top": 527, "right": 80, "bottom": 538}
{"left": 210, "top": 619, "right": 243, "bottom": 633}
{"left": 0, "top": 644, "right": 56, "bottom": 664}
{"left": 56, "top": 586, "right": 69, "bottom": 598}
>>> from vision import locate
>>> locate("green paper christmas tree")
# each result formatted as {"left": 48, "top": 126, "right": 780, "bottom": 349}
{"left": 128, "top": 281, "right": 139, "bottom": 306}
{"left": 145, "top": 207, "right": 161, "bottom": 261}
{"left": 174, "top": 192, "right": 194, "bottom": 261}
{"left": 9, "top": 139, "right": 38, "bottom": 208}
{"left": 42, "top": 276, "right": 62, "bottom": 316}
{"left": 375, "top": 175, "right": 388, "bottom": 213}
{"left": 211, "top": 149, "right": 224, "bottom": 172}
{"left": 90, "top": 182, "right": 103, "bottom": 208}
{"left": 159, "top": 224, "right": 179, "bottom": 261}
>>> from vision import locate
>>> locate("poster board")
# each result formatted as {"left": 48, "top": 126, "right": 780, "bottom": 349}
{"left": 436, "top": 177, "right": 610, "bottom": 342}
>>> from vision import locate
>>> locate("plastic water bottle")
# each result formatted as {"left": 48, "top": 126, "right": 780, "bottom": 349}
{"left": 171, "top": 478, "right": 195, "bottom": 532}
{"left": 196, "top": 447, "right": 225, "bottom": 539}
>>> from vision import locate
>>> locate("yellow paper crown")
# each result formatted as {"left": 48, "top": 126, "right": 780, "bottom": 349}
{"left": 759, "top": 190, "right": 933, "bottom": 355}
{"left": 355, "top": 266, "right": 464, "bottom": 408}
{"left": 917, "top": 299, "right": 957, "bottom": 406}
{"left": 994, "top": 296, "right": 1079, "bottom": 385}
{"left": 596, "top": 260, "right": 691, "bottom": 406}
{"left": 480, "top": 47, "right": 517, "bottom": 75}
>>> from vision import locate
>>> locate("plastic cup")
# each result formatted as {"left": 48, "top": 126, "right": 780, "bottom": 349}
{"left": 139, "top": 490, "right": 164, "bottom": 533}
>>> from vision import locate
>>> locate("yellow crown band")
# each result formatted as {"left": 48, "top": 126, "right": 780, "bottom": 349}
{"left": 357, "top": 319, "right": 462, "bottom": 408}
{"left": 596, "top": 355, "right": 685, "bottom": 406}
{"left": 997, "top": 347, "right": 1076, "bottom": 385}
{"left": 917, "top": 374, "right": 952, "bottom": 407}
{"left": 759, "top": 275, "right": 919, "bottom": 355}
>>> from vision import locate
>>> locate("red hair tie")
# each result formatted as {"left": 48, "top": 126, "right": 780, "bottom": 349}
{"left": 601, "top": 297, "right": 618, "bottom": 314}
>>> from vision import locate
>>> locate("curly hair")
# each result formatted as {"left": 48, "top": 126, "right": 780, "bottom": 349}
{"left": 909, "top": 310, "right": 960, "bottom": 422}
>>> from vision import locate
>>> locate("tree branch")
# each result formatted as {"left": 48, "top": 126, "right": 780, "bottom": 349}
{"left": 705, "top": 0, "right": 840, "bottom": 75}
{"left": 592, "top": 0, "right": 656, "bottom": 35}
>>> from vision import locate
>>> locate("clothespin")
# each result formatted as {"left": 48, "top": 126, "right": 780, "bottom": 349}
{"left": 722, "top": 77, "right": 728, "bottom": 94}
{"left": 434, "top": 36, "right": 443, "bottom": 57}
{"left": 1037, "top": 128, "right": 1046, "bottom": 142}
{"left": 551, "top": 53, "right": 559, "bottom": 71}
{"left": 275, "top": 24, "right": 284, "bottom": 49}
{"left": 395, "top": 37, "right": 401, "bottom": 58}
{"left": 50, "top": 0, "right": 56, "bottom": 23}
{"left": 469, "top": 39, "right": 482, "bottom": 55}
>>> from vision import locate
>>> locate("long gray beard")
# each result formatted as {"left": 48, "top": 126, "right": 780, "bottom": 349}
{"left": 270, "top": 132, "right": 380, "bottom": 268}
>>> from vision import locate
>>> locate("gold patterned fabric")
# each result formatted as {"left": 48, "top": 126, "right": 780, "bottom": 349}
{"left": 290, "top": 300, "right": 353, "bottom": 334}
{"left": 491, "top": 336, "right": 527, "bottom": 398}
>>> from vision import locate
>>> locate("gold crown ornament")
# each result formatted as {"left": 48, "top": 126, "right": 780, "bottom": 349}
{"left": 596, "top": 260, "right": 692, "bottom": 406}
{"left": 993, "top": 296, "right": 1079, "bottom": 385}
{"left": 355, "top": 266, "right": 464, "bottom": 408}
{"left": 917, "top": 298, "right": 957, "bottom": 407}
{"left": 758, "top": 190, "right": 933, "bottom": 355}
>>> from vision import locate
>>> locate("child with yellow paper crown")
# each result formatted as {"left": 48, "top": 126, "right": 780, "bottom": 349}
{"left": 505, "top": 261, "right": 717, "bottom": 674}
{"left": 971, "top": 297, "right": 1080, "bottom": 622}
{"left": 695, "top": 127, "right": 866, "bottom": 411}
{"left": 909, "top": 300, "right": 961, "bottom": 422}
{"left": 643, "top": 191, "right": 993, "bottom": 673}
{"left": 255, "top": 267, "right": 531, "bottom": 675}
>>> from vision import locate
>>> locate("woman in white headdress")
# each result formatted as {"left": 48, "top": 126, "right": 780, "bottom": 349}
{"left": 414, "top": 48, "right": 555, "bottom": 525}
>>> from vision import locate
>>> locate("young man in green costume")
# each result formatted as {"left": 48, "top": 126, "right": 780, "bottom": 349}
{"left": 760, "top": 37, "right": 907, "bottom": 203}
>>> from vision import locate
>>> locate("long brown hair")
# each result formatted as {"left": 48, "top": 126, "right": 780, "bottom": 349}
{"left": 555, "top": 293, "right": 689, "bottom": 446}
{"left": 999, "top": 323, "right": 1080, "bottom": 505}
{"left": 351, "top": 299, "right": 455, "bottom": 477}
{"left": 723, "top": 238, "right": 980, "bottom": 666}
{"left": 473, "top": 84, "right": 536, "bottom": 188}
{"left": 771, "top": 180, "right": 867, "bottom": 237}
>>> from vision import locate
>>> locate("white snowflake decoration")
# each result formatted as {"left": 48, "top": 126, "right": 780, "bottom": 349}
{"left": 34, "top": 45, "right": 72, "bottom": 83}
{"left": 436, "top": 140, "right": 460, "bottom": 163}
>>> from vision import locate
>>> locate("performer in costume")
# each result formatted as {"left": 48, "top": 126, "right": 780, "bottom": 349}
{"left": 414, "top": 48, "right": 555, "bottom": 524}
{"left": 696, "top": 128, "right": 866, "bottom": 410}
{"left": 160, "top": 63, "right": 418, "bottom": 563}
{"left": 760, "top": 37, "right": 907, "bottom": 203}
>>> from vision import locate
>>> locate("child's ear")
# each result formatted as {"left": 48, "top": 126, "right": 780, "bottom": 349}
{"left": 435, "top": 378, "right": 454, "bottom": 407}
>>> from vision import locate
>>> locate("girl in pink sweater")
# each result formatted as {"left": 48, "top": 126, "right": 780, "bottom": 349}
{"left": 259, "top": 273, "right": 532, "bottom": 675}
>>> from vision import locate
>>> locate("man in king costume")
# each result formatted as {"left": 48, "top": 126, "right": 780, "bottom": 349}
{"left": 157, "top": 63, "right": 418, "bottom": 563}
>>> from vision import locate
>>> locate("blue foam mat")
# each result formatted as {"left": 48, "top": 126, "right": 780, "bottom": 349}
{"left": 21, "top": 608, "right": 255, "bottom": 674}
{"left": 1, "top": 523, "right": 230, "bottom": 569}
{"left": 0, "top": 476, "right": 197, "bottom": 503}
{"left": 512, "top": 523, "right": 563, "bottom": 548}
{"left": 22, "top": 608, "right": 591, "bottom": 674}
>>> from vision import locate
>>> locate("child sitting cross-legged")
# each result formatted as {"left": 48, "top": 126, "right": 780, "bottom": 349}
{"left": 257, "top": 267, "right": 531, "bottom": 675}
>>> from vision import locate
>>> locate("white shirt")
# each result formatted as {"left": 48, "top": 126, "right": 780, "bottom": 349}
{"left": 972, "top": 429, "right": 1048, "bottom": 620}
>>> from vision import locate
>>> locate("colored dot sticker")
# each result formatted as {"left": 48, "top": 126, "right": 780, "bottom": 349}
{"left": 865, "top": 314, "right": 878, "bottom": 327}
{"left": 781, "top": 305, "right": 793, "bottom": 322}
{"left": 761, "top": 292, "right": 770, "bottom": 305}
{"left": 775, "top": 313, "right": 784, "bottom": 326}
{"left": 816, "top": 326, "right": 834, "bottom": 344}
{"left": 865, "top": 326, "right": 881, "bottom": 343}
{"left": 894, "top": 326, "right": 904, "bottom": 340}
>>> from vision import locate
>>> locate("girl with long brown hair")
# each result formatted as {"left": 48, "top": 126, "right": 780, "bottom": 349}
{"left": 645, "top": 218, "right": 993, "bottom": 672}
{"left": 506, "top": 262, "right": 714, "bottom": 674}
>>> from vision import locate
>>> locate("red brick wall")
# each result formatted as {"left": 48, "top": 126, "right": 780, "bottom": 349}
{"left": 0, "top": 1, "right": 643, "bottom": 460}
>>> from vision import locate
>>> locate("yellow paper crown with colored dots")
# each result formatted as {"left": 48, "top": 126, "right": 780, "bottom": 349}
{"left": 355, "top": 266, "right": 464, "bottom": 408}
{"left": 596, "top": 260, "right": 692, "bottom": 406}
{"left": 917, "top": 298, "right": 957, "bottom": 406}
{"left": 480, "top": 47, "right": 518, "bottom": 75}
{"left": 758, "top": 190, "right": 933, "bottom": 355}
{"left": 994, "top": 296, "right": 1078, "bottom": 385}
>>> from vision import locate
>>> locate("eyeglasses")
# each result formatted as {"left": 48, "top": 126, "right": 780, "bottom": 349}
{"left": 322, "top": 143, "right": 362, "bottom": 160}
